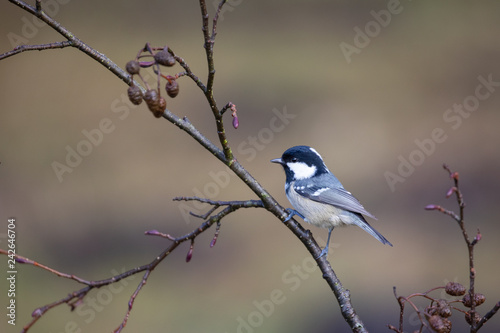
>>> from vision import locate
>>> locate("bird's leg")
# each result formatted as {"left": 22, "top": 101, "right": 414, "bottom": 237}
{"left": 316, "top": 227, "right": 334, "bottom": 259}
{"left": 283, "top": 208, "right": 305, "bottom": 222}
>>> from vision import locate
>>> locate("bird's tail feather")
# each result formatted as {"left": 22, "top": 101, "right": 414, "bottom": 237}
{"left": 354, "top": 214, "right": 393, "bottom": 246}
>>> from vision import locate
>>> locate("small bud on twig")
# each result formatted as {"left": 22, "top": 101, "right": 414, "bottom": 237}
{"left": 446, "top": 187, "right": 457, "bottom": 198}
{"left": 210, "top": 222, "right": 221, "bottom": 248}
{"left": 425, "top": 205, "right": 441, "bottom": 211}
{"left": 471, "top": 229, "right": 482, "bottom": 246}
{"left": 15, "top": 257, "right": 28, "bottom": 264}
{"left": 230, "top": 103, "right": 239, "bottom": 129}
{"left": 32, "top": 308, "right": 43, "bottom": 318}
{"left": 145, "top": 229, "right": 161, "bottom": 236}
{"left": 186, "top": 240, "right": 194, "bottom": 262}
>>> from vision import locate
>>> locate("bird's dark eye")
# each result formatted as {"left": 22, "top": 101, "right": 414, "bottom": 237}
{"left": 291, "top": 157, "right": 298, "bottom": 162}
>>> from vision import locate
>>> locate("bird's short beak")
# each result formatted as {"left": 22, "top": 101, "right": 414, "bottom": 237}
{"left": 271, "top": 158, "right": 284, "bottom": 165}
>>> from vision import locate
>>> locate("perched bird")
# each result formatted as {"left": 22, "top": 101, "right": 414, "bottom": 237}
{"left": 271, "top": 145, "right": 392, "bottom": 258}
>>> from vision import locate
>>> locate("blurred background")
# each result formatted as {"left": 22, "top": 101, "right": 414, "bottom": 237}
{"left": 1, "top": 1, "right": 499, "bottom": 332}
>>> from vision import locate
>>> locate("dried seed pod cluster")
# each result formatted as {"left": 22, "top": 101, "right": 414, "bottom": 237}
{"left": 125, "top": 43, "right": 181, "bottom": 118}
{"left": 421, "top": 282, "right": 487, "bottom": 330}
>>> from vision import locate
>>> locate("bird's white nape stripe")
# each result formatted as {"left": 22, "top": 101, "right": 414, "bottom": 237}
{"left": 309, "top": 147, "right": 323, "bottom": 160}
{"left": 287, "top": 162, "right": 317, "bottom": 180}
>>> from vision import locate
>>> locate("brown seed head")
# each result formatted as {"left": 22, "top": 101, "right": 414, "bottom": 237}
{"left": 428, "top": 315, "right": 452, "bottom": 333}
{"left": 445, "top": 282, "right": 466, "bottom": 296}
{"left": 127, "top": 85, "right": 143, "bottom": 105}
{"left": 125, "top": 60, "right": 141, "bottom": 75}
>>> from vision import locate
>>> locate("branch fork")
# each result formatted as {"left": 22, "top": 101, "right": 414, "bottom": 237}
{"left": 390, "top": 164, "right": 499, "bottom": 333}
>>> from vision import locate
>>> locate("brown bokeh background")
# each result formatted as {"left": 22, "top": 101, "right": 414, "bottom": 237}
{"left": 1, "top": 1, "right": 499, "bottom": 332}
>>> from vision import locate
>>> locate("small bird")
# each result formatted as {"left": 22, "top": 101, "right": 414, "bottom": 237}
{"left": 271, "top": 145, "right": 392, "bottom": 258}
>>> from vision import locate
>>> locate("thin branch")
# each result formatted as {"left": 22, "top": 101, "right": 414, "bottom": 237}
{"left": 441, "top": 164, "right": 481, "bottom": 331}
{"left": 0, "top": 41, "right": 72, "bottom": 60}
{"left": 393, "top": 165, "right": 499, "bottom": 332}
{"left": 168, "top": 47, "right": 206, "bottom": 91}
{"left": 197, "top": 0, "right": 234, "bottom": 162}
{"left": 2, "top": 201, "right": 248, "bottom": 332}
{"left": 476, "top": 302, "right": 500, "bottom": 330}
{"left": 0, "top": 249, "right": 90, "bottom": 285}
{"left": 160, "top": 115, "right": 226, "bottom": 162}
{"left": 173, "top": 196, "right": 264, "bottom": 208}
{"left": 5, "top": 0, "right": 133, "bottom": 86}
{"left": 212, "top": 0, "right": 228, "bottom": 40}
{"left": 3, "top": 2, "right": 372, "bottom": 332}
{"left": 114, "top": 270, "right": 151, "bottom": 333}
{"left": 199, "top": 0, "right": 215, "bottom": 94}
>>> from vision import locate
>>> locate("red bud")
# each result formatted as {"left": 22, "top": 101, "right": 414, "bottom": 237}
{"left": 32, "top": 308, "right": 43, "bottom": 318}
{"left": 15, "top": 257, "right": 28, "bottom": 264}
{"left": 186, "top": 241, "right": 194, "bottom": 262}
{"left": 210, "top": 237, "right": 217, "bottom": 248}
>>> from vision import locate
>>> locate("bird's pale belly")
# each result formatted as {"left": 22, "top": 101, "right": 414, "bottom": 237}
{"left": 286, "top": 186, "right": 351, "bottom": 229}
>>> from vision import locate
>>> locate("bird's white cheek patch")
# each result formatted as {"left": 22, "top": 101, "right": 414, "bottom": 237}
{"left": 287, "top": 162, "right": 317, "bottom": 180}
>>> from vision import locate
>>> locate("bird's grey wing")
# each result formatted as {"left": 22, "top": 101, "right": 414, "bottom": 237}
{"left": 294, "top": 182, "right": 377, "bottom": 220}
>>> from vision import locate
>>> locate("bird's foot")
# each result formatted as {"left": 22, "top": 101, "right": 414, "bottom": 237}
{"left": 283, "top": 208, "right": 305, "bottom": 222}
{"left": 315, "top": 246, "right": 329, "bottom": 259}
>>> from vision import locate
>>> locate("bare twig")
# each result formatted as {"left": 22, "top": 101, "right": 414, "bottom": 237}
{"left": 0, "top": 41, "right": 72, "bottom": 60}
{"left": 2, "top": 1, "right": 372, "bottom": 332}
{"left": 4, "top": 0, "right": 134, "bottom": 86}
{"left": 391, "top": 165, "right": 499, "bottom": 332}
{"left": 476, "top": 301, "right": 500, "bottom": 330}
{"left": 2, "top": 200, "right": 250, "bottom": 332}
{"left": 114, "top": 270, "right": 151, "bottom": 333}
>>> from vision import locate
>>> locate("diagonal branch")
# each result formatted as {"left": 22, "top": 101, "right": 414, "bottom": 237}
{"left": 476, "top": 301, "right": 500, "bottom": 331}
{"left": 2, "top": 200, "right": 248, "bottom": 332}
{"left": 0, "top": 41, "right": 72, "bottom": 60}
{"left": 3, "top": 1, "right": 371, "bottom": 332}
{"left": 5, "top": 0, "right": 133, "bottom": 87}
